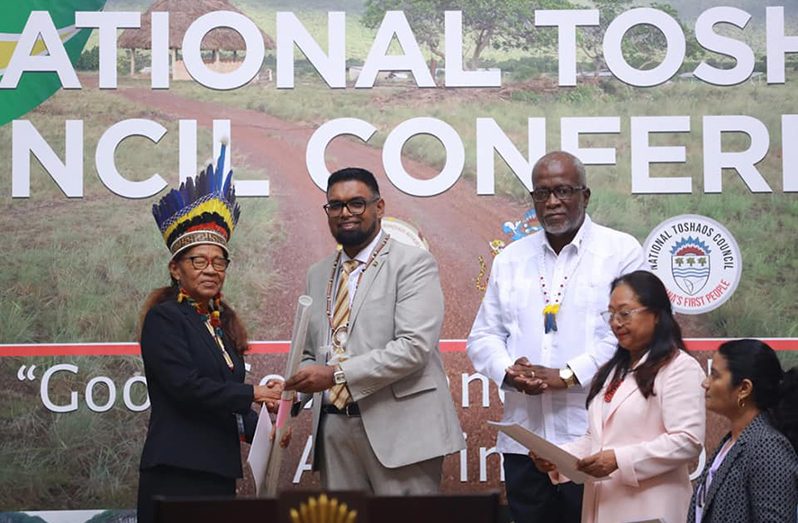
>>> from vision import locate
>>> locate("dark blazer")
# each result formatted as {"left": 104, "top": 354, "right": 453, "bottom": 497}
{"left": 688, "top": 413, "right": 798, "bottom": 523}
{"left": 139, "top": 299, "right": 257, "bottom": 479}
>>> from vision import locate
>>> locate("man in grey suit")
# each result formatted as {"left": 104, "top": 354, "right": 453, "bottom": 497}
{"left": 285, "top": 167, "right": 465, "bottom": 495}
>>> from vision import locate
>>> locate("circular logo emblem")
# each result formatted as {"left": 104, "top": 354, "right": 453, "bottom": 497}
{"left": 643, "top": 214, "right": 742, "bottom": 315}
{"left": 381, "top": 217, "right": 429, "bottom": 251}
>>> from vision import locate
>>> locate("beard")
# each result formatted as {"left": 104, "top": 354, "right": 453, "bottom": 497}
{"left": 542, "top": 218, "right": 574, "bottom": 236}
{"left": 334, "top": 220, "right": 378, "bottom": 247}
{"left": 542, "top": 212, "right": 584, "bottom": 237}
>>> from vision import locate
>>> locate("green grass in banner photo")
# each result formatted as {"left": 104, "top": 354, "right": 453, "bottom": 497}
{"left": 0, "top": 356, "right": 147, "bottom": 510}
{"left": 0, "top": 88, "right": 281, "bottom": 343}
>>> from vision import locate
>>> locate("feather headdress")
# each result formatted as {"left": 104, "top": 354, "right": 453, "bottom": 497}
{"left": 152, "top": 142, "right": 240, "bottom": 258}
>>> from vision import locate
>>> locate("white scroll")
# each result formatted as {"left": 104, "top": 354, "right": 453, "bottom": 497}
{"left": 257, "top": 295, "right": 312, "bottom": 497}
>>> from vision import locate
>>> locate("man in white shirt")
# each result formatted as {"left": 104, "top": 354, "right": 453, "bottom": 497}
{"left": 467, "top": 151, "right": 645, "bottom": 522}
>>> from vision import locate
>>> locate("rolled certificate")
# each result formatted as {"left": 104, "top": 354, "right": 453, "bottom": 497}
{"left": 261, "top": 295, "right": 312, "bottom": 496}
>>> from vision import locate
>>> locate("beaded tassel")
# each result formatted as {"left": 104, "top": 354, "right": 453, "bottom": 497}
{"left": 543, "top": 303, "right": 560, "bottom": 333}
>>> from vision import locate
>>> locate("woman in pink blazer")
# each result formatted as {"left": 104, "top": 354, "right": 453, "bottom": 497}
{"left": 532, "top": 270, "right": 706, "bottom": 523}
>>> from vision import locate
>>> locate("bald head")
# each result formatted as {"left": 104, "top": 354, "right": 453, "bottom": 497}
{"left": 532, "top": 151, "right": 586, "bottom": 188}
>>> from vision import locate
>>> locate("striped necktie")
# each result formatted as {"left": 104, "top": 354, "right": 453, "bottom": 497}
{"left": 329, "top": 259, "right": 359, "bottom": 408}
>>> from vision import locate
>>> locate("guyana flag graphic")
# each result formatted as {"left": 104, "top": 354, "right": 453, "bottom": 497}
{"left": 0, "top": 0, "right": 106, "bottom": 126}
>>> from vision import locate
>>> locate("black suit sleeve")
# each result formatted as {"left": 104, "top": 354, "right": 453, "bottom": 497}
{"left": 243, "top": 408, "right": 258, "bottom": 443}
{"left": 141, "top": 304, "right": 254, "bottom": 414}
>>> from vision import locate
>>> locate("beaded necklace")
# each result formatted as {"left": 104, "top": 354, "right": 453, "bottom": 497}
{"left": 604, "top": 361, "right": 640, "bottom": 403}
{"left": 537, "top": 239, "right": 586, "bottom": 334}
{"left": 603, "top": 374, "right": 625, "bottom": 403}
{"left": 177, "top": 288, "right": 245, "bottom": 440}
{"left": 178, "top": 289, "right": 234, "bottom": 371}
{"left": 324, "top": 234, "right": 390, "bottom": 338}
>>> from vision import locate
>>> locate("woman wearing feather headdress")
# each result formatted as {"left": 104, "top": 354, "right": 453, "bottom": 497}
{"left": 136, "top": 143, "right": 281, "bottom": 523}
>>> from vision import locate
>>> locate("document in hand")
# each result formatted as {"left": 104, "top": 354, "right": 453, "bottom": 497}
{"left": 246, "top": 403, "right": 273, "bottom": 495}
{"left": 487, "top": 421, "right": 609, "bottom": 485}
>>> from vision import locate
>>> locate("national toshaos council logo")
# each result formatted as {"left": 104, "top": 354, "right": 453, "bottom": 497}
{"left": 670, "top": 236, "right": 711, "bottom": 296}
{"left": 644, "top": 215, "right": 742, "bottom": 315}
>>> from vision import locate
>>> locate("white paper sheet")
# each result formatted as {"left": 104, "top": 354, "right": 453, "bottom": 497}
{"left": 488, "top": 421, "right": 609, "bottom": 485}
{"left": 246, "top": 403, "right": 273, "bottom": 495}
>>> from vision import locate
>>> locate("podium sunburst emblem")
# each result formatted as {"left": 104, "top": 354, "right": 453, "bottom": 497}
{"left": 289, "top": 493, "right": 358, "bottom": 523}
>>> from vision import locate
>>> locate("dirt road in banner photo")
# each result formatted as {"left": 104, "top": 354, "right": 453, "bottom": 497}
{"left": 116, "top": 86, "right": 527, "bottom": 341}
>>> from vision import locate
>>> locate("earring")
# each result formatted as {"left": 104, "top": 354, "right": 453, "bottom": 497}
{"left": 737, "top": 396, "right": 746, "bottom": 408}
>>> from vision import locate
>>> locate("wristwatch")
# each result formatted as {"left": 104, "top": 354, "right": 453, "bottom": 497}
{"left": 559, "top": 366, "right": 578, "bottom": 388}
{"left": 333, "top": 366, "right": 347, "bottom": 385}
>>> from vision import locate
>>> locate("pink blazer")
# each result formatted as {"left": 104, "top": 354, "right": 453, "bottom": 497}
{"left": 558, "top": 351, "right": 706, "bottom": 523}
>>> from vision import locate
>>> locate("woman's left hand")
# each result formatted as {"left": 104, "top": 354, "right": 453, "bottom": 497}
{"left": 529, "top": 451, "right": 557, "bottom": 473}
{"left": 576, "top": 449, "right": 618, "bottom": 477}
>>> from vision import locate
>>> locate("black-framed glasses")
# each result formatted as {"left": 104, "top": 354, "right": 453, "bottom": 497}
{"left": 323, "top": 196, "right": 380, "bottom": 217}
{"left": 530, "top": 185, "right": 587, "bottom": 203}
{"left": 186, "top": 256, "right": 230, "bottom": 271}
{"left": 600, "top": 307, "right": 648, "bottom": 325}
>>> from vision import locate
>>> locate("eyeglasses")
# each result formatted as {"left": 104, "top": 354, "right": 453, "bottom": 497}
{"left": 185, "top": 256, "right": 230, "bottom": 272}
{"left": 323, "top": 196, "right": 380, "bottom": 217}
{"left": 530, "top": 185, "right": 587, "bottom": 203}
{"left": 600, "top": 307, "right": 648, "bottom": 325}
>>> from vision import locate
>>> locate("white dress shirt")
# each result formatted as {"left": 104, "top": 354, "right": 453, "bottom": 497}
{"left": 338, "top": 230, "right": 384, "bottom": 308}
{"left": 467, "top": 215, "right": 645, "bottom": 453}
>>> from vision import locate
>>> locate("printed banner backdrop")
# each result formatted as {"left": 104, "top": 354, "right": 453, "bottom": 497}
{"left": 1, "top": 0, "right": 797, "bottom": 519}
{"left": 0, "top": 0, "right": 107, "bottom": 126}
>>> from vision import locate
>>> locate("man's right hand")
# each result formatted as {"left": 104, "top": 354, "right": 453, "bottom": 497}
{"left": 505, "top": 357, "right": 548, "bottom": 395}
{"left": 284, "top": 365, "right": 335, "bottom": 393}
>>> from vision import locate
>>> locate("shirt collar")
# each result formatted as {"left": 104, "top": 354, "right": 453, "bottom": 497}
{"left": 631, "top": 349, "right": 651, "bottom": 370}
{"left": 341, "top": 230, "right": 384, "bottom": 265}
{"left": 542, "top": 214, "right": 593, "bottom": 254}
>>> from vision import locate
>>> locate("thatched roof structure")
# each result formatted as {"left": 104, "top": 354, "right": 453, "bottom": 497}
{"left": 119, "top": 0, "right": 274, "bottom": 50}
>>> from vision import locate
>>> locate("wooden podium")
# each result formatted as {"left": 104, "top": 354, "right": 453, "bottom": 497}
{"left": 155, "top": 491, "right": 500, "bottom": 523}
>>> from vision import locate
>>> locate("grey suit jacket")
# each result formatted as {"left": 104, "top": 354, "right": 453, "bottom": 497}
{"left": 301, "top": 236, "right": 465, "bottom": 469}
{"left": 688, "top": 413, "right": 798, "bottom": 522}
